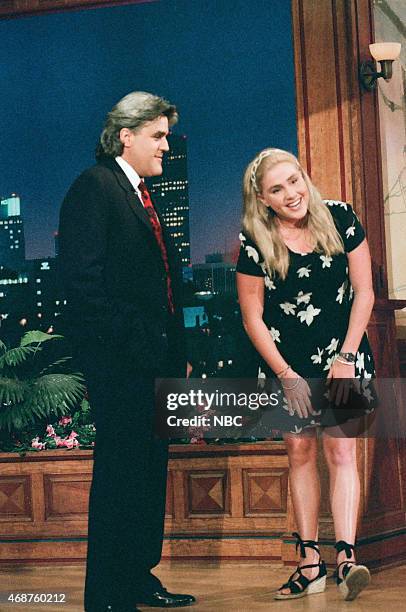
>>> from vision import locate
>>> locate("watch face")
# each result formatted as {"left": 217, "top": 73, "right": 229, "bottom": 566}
{"left": 340, "top": 352, "right": 355, "bottom": 362}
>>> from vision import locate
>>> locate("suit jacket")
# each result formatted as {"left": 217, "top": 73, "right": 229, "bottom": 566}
{"left": 58, "top": 157, "right": 186, "bottom": 376}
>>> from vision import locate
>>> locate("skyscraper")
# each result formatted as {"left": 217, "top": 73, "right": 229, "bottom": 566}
{"left": 192, "top": 261, "right": 237, "bottom": 295}
{"left": 0, "top": 194, "right": 26, "bottom": 271}
{"left": 146, "top": 134, "right": 190, "bottom": 265}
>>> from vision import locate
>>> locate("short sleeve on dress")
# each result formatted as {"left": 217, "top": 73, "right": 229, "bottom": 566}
{"left": 325, "top": 200, "right": 366, "bottom": 253}
{"left": 236, "top": 231, "right": 265, "bottom": 277}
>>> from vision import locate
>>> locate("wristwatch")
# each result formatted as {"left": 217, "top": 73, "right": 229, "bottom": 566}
{"left": 338, "top": 351, "right": 356, "bottom": 363}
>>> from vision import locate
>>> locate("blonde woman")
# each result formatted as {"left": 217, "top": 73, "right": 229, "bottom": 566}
{"left": 237, "top": 148, "right": 376, "bottom": 601}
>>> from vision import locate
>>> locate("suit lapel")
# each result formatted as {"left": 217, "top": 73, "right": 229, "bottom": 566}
{"left": 97, "top": 158, "right": 176, "bottom": 265}
{"left": 98, "top": 157, "right": 154, "bottom": 234}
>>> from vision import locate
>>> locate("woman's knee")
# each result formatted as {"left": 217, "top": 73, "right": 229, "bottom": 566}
{"left": 323, "top": 438, "right": 357, "bottom": 467}
{"left": 285, "top": 435, "right": 317, "bottom": 468}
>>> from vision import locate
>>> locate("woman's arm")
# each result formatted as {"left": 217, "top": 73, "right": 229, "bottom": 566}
{"left": 341, "top": 238, "right": 375, "bottom": 354}
{"left": 237, "top": 272, "right": 312, "bottom": 417}
{"left": 237, "top": 272, "right": 289, "bottom": 375}
{"left": 327, "top": 238, "right": 375, "bottom": 402}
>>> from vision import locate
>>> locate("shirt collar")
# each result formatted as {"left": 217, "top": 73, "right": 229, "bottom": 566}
{"left": 115, "top": 156, "right": 142, "bottom": 192}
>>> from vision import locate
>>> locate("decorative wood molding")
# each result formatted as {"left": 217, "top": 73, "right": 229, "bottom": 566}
{"left": 292, "top": 1, "right": 390, "bottom": 298}
{"left": 0, "top": 476, "right": 32, "bottom": 521}
{"left": 0, "top": 444, "right": 404, "bottom": 567}
{"left": 291, "top": 0, "right": 406, "bottom": 572}
{"left": 0, "top": 0, "right": 155, "bottom": 19}
{"left": 0, "top": 444, "right": 292, "bottom": 562}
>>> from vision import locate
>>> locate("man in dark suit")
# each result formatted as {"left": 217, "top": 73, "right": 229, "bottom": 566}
{"left": 59, "top": 91, "right": 195, "bottom": 612}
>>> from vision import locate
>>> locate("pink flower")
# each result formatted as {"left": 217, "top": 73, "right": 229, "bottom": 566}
{"left": 59, "top": 416, "right": 72, "bottom": 426}
{"left": 54, "top": 436, "right": 64, "bottom": 447}
{"left": 31, "top": 437, "right": 46, "bottom": 450}
{"left": 190, "top": 437, "right": 206, "bottom": 445}
{"left": 68, "top": 430, "right": 78, "bottom": 439}
{"left": 46, "top": 425, "right": 56, "bottom": 436}
{"left": 63, "top": 438, "right": 79, "bottom": 449}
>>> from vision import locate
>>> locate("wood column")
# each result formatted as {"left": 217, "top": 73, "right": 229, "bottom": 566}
{"left": 292, "top": 0, "right": 405, "bottom": 568}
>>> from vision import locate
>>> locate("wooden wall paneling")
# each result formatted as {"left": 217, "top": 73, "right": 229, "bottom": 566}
{"left": 165, "top": 470, "right": 174, "bottom": 518}
{"left": 354, "top": 0, "right": 388, "bottom": 291}
{"left": 44, "top": 473, "right": 91, "bottom": 520}
{"left": 292, "top": 0, "right": 368, "bottom": 220}
{"left": 230, "top": 466, "right": 244, "bottom": 519}
{"left": 31, "top": 471, "right": 46, "bottom": 524}
{"left": 165, "top": 443, "right": 290, "bottom": 559}
{"left": 291, "top": 0, "right": 406, "bottom": 572}
{"left": 293, "top": 0, "right": 349, "bottom": 199}
{"left": 0, "top": 0, "right": 155, "bottom": 19}
{"left": 0, "top": 444, "right": 292, "bottom": 562}
{"left": 186, "top": 470, "right": 230, "bottom": 517}
{"left": 0, "top": 476, "right": 32, "bottom": 521}
{"left": 242, "top": 468, "right": 288, "bottom": 517}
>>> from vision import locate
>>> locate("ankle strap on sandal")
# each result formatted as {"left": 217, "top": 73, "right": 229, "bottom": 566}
{"left": 292, "top": 532, "right": 320, "bottom": 559}
{"left": 334, "top": 540, "right": 355, "bottom": 559}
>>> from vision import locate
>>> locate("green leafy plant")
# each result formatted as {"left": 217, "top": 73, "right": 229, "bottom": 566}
{"left": 0, "top": 331, "right": 86, "bottom": 432}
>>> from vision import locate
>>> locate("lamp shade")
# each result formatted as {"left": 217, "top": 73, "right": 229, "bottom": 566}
{"left": 369, "top": 42, "right": 401, "bottom": 61}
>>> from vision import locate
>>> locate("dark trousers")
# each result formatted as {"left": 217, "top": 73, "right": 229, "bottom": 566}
{"left": 80, "top": 347, "right": 169, "bottom": 610}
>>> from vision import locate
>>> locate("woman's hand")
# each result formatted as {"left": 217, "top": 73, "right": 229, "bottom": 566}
{"left": 327, "top": 358, "right": 357, "bottom": 406}
{"left": 279, "top": 368, "right": 313, "bottom": 419}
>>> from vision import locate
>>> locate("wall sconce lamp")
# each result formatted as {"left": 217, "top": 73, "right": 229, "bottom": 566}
{"left": 360, "top": 42, "right": 401, "bottom": 91}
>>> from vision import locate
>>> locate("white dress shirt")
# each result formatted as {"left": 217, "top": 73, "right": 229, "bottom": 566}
{"left": 115, "top": 156, "right": 143, "bottom": 203}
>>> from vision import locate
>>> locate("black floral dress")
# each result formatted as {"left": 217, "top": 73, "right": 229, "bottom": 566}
{"left": 237, "top": 201, "right": 376, "bottom": 434}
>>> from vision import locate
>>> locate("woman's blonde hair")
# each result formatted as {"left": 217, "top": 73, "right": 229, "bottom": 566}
{"left": 242, "top": 148, "right": 344, "bottom": 279}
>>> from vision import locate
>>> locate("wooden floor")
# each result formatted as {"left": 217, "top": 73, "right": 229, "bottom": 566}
{"left": 0, "top": 561, "right": 404, "bottom": 611}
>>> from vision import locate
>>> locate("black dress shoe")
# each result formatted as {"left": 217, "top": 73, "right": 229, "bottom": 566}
{"left": 138, "top": 588, "right": 196, "bottom": 607}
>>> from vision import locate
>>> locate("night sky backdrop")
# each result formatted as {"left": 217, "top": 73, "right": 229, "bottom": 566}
{"left": 0, "top": 0, "right": 297, "bottom": 263}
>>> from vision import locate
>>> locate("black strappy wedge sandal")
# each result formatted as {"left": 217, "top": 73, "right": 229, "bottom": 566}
{"left": 274, "top": 532, "right": 327, "bottom": 600}
{"left": 335, "top": 540, "right": 370, "bottom": 601}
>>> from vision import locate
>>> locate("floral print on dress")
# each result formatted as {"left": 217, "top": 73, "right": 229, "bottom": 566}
{"left": 336, "top": 281, "right": 347, "bottom": 304}
{"left": 311, "top": 347, "right": 324, "bottom": 364}
{"left": 297, "top": 265, "right": 311, "bottom": 278}
{"left": 326, "top": 338, "right": 339, "bottom": 354}
{"left": 269, "top": 327, "right": 281, "bottom": 343}
{"left": 323, "top": 355, "right": 336, "bottom": 372}
{"left": 297, "top": 304, "right": 321, "bottom": 326}
{"left": 245, "top": 245, "right": 259, "bottom": 263}
{"left": 264, "top": 276, "right": 276, "bottom": 290}
{"left": 295, "top": 291, "right": 312, "bottom": 305}
{"left": 320, "top": 255, "right": 333, "bottom": 268}
{"left": 236, "top": 201, "right": 376, "bottom": 433}
{"left": 280, "top": 302, "right": 297, "bottom": 315}
{"left": 356, "top": 352, "right": 365, "bottom": 372}
{"left": 346, "top": 224, "right": 356, "bottom": 239}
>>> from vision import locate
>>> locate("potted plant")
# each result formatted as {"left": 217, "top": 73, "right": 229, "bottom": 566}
{"left": 0, "top": 330, "right": 88, "bottom": 452}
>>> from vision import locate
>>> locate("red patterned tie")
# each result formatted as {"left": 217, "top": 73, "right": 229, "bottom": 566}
{"left": 138, "top": 180, "right": 175, "bottom": 315}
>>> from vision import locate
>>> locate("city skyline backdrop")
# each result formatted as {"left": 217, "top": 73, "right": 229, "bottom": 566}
{"left": 0, "top": 0, "right": 297, "bottom": 264}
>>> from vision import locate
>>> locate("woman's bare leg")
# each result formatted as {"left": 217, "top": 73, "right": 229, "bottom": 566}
{"left": 322, "top": 429, "right": 359, "bottom": 573}
{"left": 278, "top": 430, "right": 320, "bottom": 594}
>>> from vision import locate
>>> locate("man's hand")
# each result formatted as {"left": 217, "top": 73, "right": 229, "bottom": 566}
{"left": 186, "top": 362, "right": 193, "bottom": 378}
